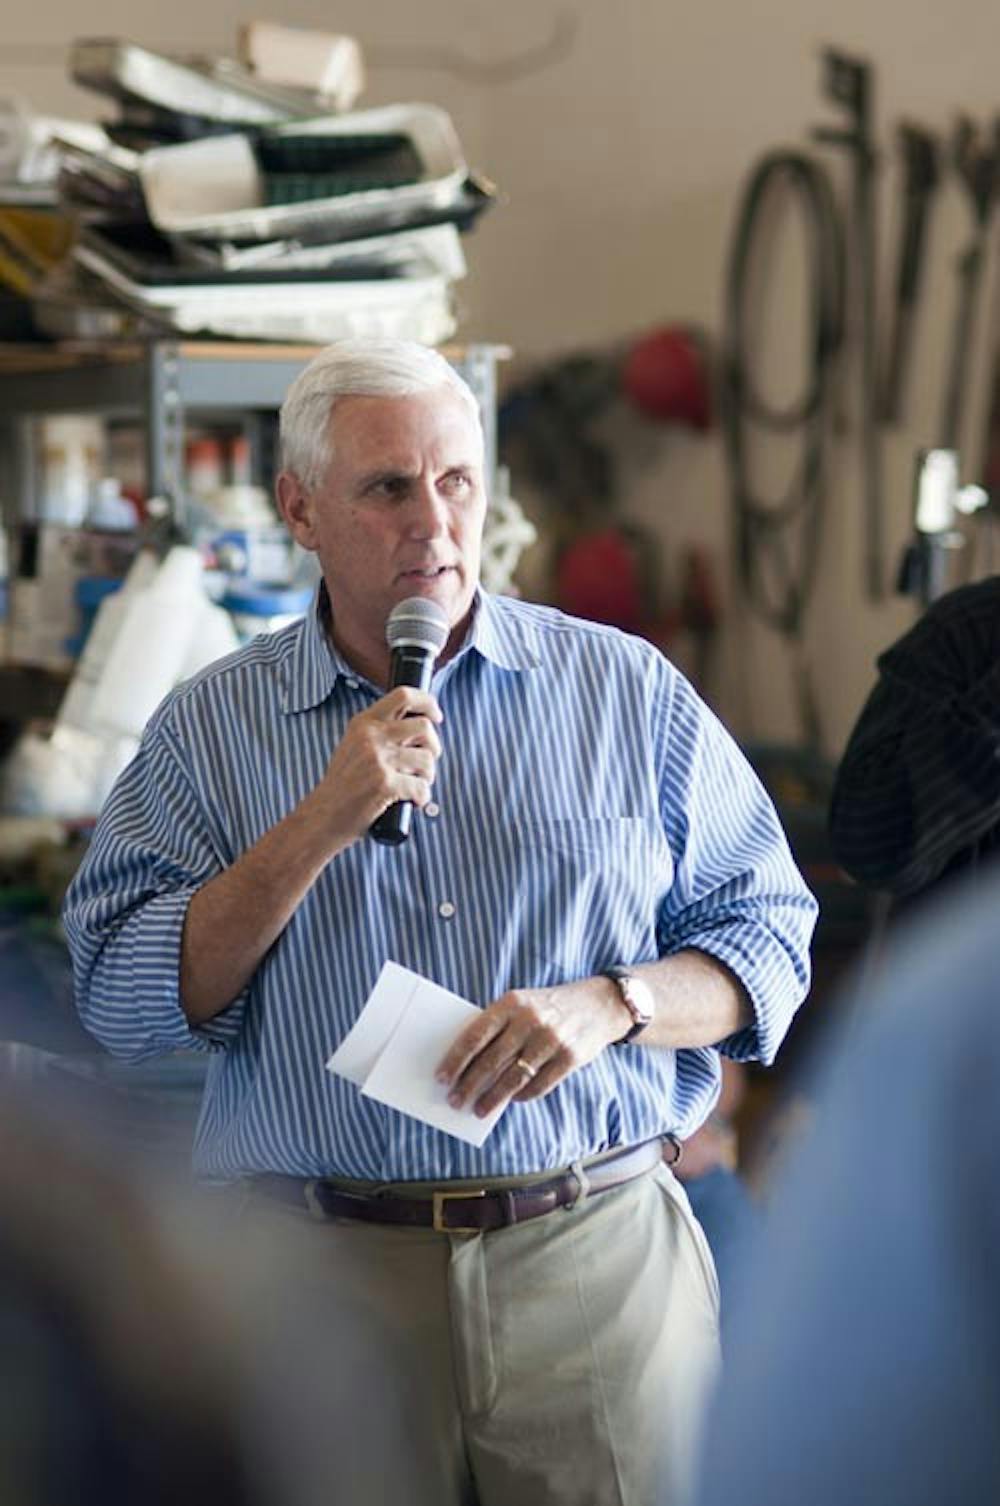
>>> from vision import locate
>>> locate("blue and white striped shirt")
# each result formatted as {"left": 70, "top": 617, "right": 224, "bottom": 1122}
{"left": 63, "top": 589, "right": 817, "bottom": 1181}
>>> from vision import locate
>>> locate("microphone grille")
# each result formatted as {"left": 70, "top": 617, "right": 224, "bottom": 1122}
{"left": 385, "top": 596, "right": 451, "bottom": 654}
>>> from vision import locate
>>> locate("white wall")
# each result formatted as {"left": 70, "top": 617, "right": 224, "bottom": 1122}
{"left": 5, "top": 1, "right": 1000, "bottom": 752}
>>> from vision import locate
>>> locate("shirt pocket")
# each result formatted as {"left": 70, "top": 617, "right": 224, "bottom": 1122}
{"left": 510, "top": 816, "right": 671, "bottom": 983}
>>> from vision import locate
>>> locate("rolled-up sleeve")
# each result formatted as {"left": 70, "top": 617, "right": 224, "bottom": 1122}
{"left": 654, "top": 673, "right": 818, "bottom": 1066}
{"left": 62, "top": 717, "right": 246, "bottom": 1062}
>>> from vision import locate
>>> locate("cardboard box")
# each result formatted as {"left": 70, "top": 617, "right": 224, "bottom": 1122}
{"left": 6, "top": 523, "right": 140, "bottom": 670}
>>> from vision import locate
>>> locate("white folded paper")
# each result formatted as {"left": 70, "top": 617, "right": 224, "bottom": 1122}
{"left": 326, "top": 961, "right": 505, "bottom": 1147}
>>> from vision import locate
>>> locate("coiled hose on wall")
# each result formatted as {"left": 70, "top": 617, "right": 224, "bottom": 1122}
{"left": 721, "top": 149, "right": 845, "bottom": 639}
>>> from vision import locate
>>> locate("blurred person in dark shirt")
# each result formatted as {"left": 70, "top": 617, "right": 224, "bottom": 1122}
{"left": 830, "top": 576, "right": 1000, "bottom": 908}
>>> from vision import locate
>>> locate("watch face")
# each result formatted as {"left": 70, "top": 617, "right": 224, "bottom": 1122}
{"left": 605, "top": 967, "right": 653, "bottom": 1039}
{"left": 626, "top": 975, "right": 654, "bottom": 1027}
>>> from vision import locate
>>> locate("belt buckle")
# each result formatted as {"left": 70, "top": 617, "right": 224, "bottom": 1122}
{"left": 432, "top": 1188, "right": 487, "bottom": 1235}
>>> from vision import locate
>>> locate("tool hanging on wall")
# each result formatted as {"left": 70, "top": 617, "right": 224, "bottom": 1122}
{"left": 897, "top": 448, "right": 988, "bottom": 604}
{"left": 939, "top": 117, "right": 1000, "bottom": 452}
{"left": 879, "top": 124, "right": 941, "bottom": 424}
{"left": 497, "top": 353, "right": 620, "bottom": 520}
{"left": 620, "top": 325, "right": 712, "bottom": 430}
{"left": 721, "top": 148, "right": 844, "bottom": 745}
{"left": 721, "top": 151, "right": 844, "bottom": 639}
{"left": 895, "top": 121, "right": 1000, "bottom": 607}
{"left": 813, "top": 47, "right": 884, "bottom": 600}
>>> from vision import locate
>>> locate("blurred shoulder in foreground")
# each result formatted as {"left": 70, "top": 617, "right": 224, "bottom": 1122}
{"left": 693, "top": 866, "right": 1000, "bottom": 1506}
{"left": 0, "top": 1082, "right": 427, "bottom": 1506}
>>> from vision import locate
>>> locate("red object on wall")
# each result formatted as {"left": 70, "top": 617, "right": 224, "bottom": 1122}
{"left": 555, "top": 527, "right": 647, "bottom": 631}
{"left": 621, "top": 326, "right": 712, "bottom": 429}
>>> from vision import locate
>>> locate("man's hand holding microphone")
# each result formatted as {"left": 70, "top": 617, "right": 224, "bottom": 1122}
{"left": 313, "top": 596, "right": 450, "bottom": 850}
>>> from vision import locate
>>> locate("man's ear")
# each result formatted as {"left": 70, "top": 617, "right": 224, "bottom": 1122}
{"left": 276, "top": 471, "right": 317, "bottom": 549}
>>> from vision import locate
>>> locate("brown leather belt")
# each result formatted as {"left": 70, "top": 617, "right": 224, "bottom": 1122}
{"left": 253, "top": 1136, "right": 669, "bottom": 1235}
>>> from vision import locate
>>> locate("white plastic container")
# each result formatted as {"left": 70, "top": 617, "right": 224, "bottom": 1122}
{"left": 89, "top": 546, "right": 238, "bottom": 738}
{"left": 56, "top": 549, "right": 158, "bottom": 736}
{"left": 86, "top": 477, "right": 137, "bottom": 531}
{"left": 37, "top": 416, "right": 103, "bottom": 525}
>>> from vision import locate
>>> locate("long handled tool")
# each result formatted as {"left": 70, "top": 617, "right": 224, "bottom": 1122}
{"left": 880, "top": 124, "right": 941, "bottom": 424}
{"left": 814, "top": 48, "right": 884, "bottom": 599}
{"left": 939, "top": 117, "right": 1000, "bottom": 451}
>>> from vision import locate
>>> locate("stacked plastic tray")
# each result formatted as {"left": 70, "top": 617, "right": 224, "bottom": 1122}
{"left": 40, "top": 36, "right": 496, "bottom": 343}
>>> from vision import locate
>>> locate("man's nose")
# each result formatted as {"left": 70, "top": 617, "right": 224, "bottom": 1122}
{"left": 406, "top": 480, "right": 448, "bottom": 537}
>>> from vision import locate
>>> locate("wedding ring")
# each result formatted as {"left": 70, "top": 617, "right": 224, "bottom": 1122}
{"left": 514, "top": 1056, "right": 537, "bottom": 1079}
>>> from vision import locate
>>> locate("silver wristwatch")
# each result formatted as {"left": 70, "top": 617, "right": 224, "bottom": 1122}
{"left": 602, "top": 965, "right": 654, "bottom": 1045}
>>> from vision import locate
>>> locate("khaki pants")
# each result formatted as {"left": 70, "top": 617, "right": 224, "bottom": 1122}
{"left": 242, "top": 1163, "right": 720, "bottom": 1506}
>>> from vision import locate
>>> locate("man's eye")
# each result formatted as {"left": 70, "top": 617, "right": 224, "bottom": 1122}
{"left": 441, "top": 472, "right": 472, "bottom": 495}
{"left": 371, "top": 477, "right": 409, "bottom": 499}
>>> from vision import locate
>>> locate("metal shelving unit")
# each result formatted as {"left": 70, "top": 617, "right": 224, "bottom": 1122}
{"left": 0, "top": 339, "right": 503, "bottom": 524}
{"left": 0, "top": 338, "right": 505, "bottom": 721}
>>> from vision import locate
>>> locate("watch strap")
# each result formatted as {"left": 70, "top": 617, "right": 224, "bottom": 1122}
{"left": 602, "top": 965, "right": 653, "bottom": 1045}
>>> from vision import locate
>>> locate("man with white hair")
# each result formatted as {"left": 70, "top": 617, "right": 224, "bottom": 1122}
{"left": 64, "top": 338, "right": 816, "bottom": 1506}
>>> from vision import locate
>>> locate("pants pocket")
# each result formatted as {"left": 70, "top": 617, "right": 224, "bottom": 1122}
{"left": 654, "top": 1163, "right": 721, "bottom": 1326}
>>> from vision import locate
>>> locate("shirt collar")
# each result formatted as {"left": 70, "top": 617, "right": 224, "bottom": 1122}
{"left": 280, "top": 584, "right": 346, "bottom": 714}
{"left": 465, "top": 588, "right": 543, "bottom": 672}
{"left": 280, "top": 584, "right": 542, "bottom": 714}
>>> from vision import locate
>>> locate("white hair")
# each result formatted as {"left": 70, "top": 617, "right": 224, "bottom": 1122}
{"left": 279, "top": 338, "right": 481, "bottom": 490}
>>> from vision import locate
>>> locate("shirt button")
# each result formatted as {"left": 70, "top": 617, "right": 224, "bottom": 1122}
{"left": 438, "top": 901, "right": 456, "bottom": 919}
{"left": 344, "top": 678, "right": 359, "bottom": 690}
{"left": 425, "top": 801, "right": 441, "bottom": 818}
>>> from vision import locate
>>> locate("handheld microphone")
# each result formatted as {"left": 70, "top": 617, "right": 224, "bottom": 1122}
{"left": 369, "top": 596, "right": 450, "bottom": 846}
